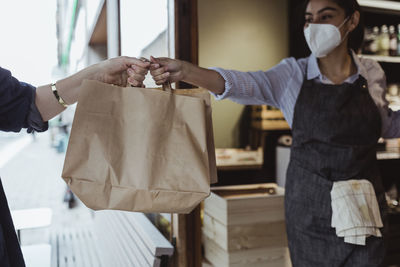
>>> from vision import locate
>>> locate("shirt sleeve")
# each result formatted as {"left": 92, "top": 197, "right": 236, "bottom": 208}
{"left": 0, "top": 67, "right": 48, "bottom": 133}
{"left": 364, "top": 59, "right": 400, "bottom": 138}
{"left": 209, "top": 57, "right": 299, "bottom": 109}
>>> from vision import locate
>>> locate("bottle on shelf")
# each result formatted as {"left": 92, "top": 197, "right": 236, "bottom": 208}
{"left": 362, "top": 28, "right": 372, "bottom": 54}
{"left": 363, "top": 27, "right": 379, "bottom": 55}
{"left": 397, "top": 24, "right": 400, "bottom": 56}
{"left": 389, "top": 25, "right": 398, "bottom": 56}
{"left": 379, "top": 24, "right": 390, "bottom": 56}
{"left": 370, "top": 26, "right": 380, "bottom": 55}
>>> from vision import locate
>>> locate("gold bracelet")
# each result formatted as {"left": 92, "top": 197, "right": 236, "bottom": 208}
{"left": 51, "top": 83, "right": 69, "bottom": 108}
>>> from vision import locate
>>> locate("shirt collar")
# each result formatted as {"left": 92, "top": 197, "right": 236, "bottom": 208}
{"left": 306, "top": 50, "right": 364, "bottom": 84}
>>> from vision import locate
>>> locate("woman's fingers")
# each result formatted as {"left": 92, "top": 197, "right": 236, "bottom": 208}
{"left": 149, "top": 56, "right": 184, "bottom": 84}
{"left": 153, "top": 72, "right": 170, "bottom": 84}
{"left": 150, "top": 66, "right": 167, "bottom": 77}
{"left": 151, "top": 56, "right": 170, "bottom": 66}
{"left": 154, "top": 78, "right": 169, "bottom": 85}
{"left": 150, "top": 56, "right": 159, "bottom": 64}
{"left": 150, "top": 63, "right": 160, "bottom": 70}
{"left": 150, "top": 56, "right": 175, "bottom": 71}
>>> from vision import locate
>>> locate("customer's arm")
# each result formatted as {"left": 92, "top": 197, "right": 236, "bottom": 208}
{"left": 0, "top": 67, "right": 42, "bottom": 132}
{"left": 0, "top": 56, "right": 149, "bottom": 133}
{"left": 36, "top": 56, "right": 149, "bottom": 121}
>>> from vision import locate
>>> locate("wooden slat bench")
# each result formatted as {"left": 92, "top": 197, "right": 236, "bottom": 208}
{"left": 50, "top": 212, "right": 174, "bottom": 266}
{"left": 94, "top": 211, "right": 174, "bottom": 267}
{"left": 50, "top": 226, "right": 102, "bottom": 267}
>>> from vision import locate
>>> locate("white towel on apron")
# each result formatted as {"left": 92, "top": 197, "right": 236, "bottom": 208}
{"left": 331, "top": 179, "right": 383, "bottom": 246}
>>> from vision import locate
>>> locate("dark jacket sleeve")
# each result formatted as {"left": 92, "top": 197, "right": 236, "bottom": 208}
{"left": 0, "top": 67, "right": 48, "bottom": 132}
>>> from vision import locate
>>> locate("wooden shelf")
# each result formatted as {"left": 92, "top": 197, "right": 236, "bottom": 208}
{"left": 251, "top": 120, "right": 290, "bottom": 131}
{"left": 359, "top": 0, "right": 400, "bottom": 14}
{"left": 360, "top": 55, "right": 400, "bottom": 63}
{"left": 251, "top": 105, "right": 290, "bottom": 131}
{"left": 216, "top": 148, "right": 263, "bottom": 171}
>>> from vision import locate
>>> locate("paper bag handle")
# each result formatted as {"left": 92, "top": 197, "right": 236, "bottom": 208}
{"left": 162, "top": 81, "right": 172, "bottom": 93}
{"left": 139, "top": 57, "right": 172, "bottom": 93}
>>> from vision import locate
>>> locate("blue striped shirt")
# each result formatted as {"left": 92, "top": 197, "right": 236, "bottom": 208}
{"left": 211, "top": 51, "right": 400, "bottom": 138}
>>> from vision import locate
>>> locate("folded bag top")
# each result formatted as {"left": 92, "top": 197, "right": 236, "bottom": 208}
{"left": 62, "top": 80, "right": 217, "bottom": 214}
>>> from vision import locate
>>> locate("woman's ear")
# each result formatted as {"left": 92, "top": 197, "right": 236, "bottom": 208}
{"left": 348, "top": 11, "right": 360, "bottom": 32}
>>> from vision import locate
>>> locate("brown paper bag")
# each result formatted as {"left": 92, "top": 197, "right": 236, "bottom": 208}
{"left": 62, "top": 80, "right": 217, "bottom": 214}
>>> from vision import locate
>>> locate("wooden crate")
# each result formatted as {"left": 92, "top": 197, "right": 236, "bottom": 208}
{"left": 203, "top": 183, "right": 291, "bottom": 267}
{"left": 203, "top": 235, "right": 291, "bottom": 267}
{"left": 204, "top": 183, "right": 285, "bottom": 226}
{"left": 251, "top": 106, "right": 289, "bottom": 130}
{"left": 203, "top": 214, "right": 287, "bottom": 251}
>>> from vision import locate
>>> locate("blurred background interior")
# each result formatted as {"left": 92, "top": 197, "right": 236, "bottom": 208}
{"left": 2, "top": 0, "right": 400, "bottom": 266}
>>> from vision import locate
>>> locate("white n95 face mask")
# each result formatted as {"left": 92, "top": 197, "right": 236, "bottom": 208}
{"left": 304, "top": 17, "right": 349, "bottom": 58}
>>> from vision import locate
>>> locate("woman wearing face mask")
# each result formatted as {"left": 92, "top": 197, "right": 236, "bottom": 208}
{"left": 146, "top": 0, "right": 398, "bottom": 266}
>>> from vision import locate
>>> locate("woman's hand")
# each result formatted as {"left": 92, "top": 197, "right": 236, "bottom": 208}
{"left": 149, "top": 56, "right": 186, "bottom": 85}
{"left": 149, "top": 56, "right": 225, "bottom": 94}
{"left": 90, "top": 56, "right": 150, "bottom": 87}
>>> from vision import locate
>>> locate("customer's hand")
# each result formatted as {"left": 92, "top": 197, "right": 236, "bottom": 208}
{"left": 90, "top": 56, "right": 150, "bottom": 87}
{"left": 150, "top": 56, "right": 185, "bottom": 85}
{"left": 35, "top": 56, "right": 150, "bottom": 121}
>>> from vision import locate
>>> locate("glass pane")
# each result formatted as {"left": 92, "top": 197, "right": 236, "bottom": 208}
{"left": 120, "top": 0, "right": 173, "bottom": 87}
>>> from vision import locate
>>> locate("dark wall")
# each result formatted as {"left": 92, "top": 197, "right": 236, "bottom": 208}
{"left": 288, "top": 0, "right": 310, "bottom": 58}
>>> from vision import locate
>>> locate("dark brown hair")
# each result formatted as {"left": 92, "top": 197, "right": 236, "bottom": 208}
{"left": 301, "top": 0, "right": 365, "bottom": 52}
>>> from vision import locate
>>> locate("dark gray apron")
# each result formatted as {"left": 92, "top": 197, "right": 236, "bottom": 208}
{"left": 285, "top": 71, "right": 387, "bottom": 266}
